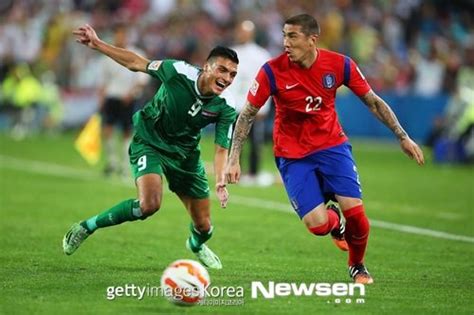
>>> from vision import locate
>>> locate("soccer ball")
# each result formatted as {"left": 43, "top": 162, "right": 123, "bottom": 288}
{"left": 160, "top": 259, "right": 210, "bottom": 306}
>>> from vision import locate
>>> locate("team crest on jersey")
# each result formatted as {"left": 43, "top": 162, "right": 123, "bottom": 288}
{"left": 323, "top": 73, "right": 336, "bottom": 89}
{"left": 148, "top": 61, "right": 160, "bottom": 71}
{"left": 250, "top": 80, "right": 259, "bottom": 96}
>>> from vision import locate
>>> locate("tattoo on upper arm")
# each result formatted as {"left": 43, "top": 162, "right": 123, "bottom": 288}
{"left": 360, "top": 91, "right": 408, "bottom": 140}
{"left": 238, "top": 104, "right": 259, "bottom": 126}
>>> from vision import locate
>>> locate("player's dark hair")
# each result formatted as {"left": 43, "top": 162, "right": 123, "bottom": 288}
{"left": 207, "top": 46, "right": 239, "bottom": 64}
{"left": 285, "top": 14, "right": 320, "bottom": 36}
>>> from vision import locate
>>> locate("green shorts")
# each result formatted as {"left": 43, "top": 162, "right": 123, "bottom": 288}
{"left": 129, "top": 138, "right": 210, "bottom": 199}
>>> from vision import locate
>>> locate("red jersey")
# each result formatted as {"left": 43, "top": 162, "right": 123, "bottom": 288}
{"left": 247, "top": 48, "right": 371, "bottom": 158}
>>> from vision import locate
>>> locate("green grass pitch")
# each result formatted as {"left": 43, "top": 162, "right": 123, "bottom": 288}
{"left": 1, "top": 132, "right": 473, "bottom": 314}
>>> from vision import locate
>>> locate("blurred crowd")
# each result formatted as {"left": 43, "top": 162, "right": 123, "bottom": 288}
{"left": 0, "top": 0, "right": 473, "bottom": 159}
{"left": 2, "top": 0, "right": 473, "bottom": 91}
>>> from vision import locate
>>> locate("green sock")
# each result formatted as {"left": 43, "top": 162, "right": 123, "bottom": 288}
{"left": 188, "top": 222, "right": 213, "bottom": 252}
{"left": 80, "top": 199, "right": 142, "bottom": 233}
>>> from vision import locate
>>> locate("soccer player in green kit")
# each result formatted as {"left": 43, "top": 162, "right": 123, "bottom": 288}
{"left": 63, "top": 24, "right": 239, "bottom": 269}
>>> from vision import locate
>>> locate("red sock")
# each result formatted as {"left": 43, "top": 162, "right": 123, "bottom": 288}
{"left": 309, "top": 221, "right": 330, "bottom": 235}
{"left": 308, "top": 209, "right": 340, "bottom": 236}
{"left": 343, "top": 204, "right": 370, "bottom": 266}
{"left": 327, "top": 208, "right": 340, "bottom": 231}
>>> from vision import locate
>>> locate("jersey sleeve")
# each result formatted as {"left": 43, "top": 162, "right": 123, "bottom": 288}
{"left": 214, "top": 105, "right": 237, "bottom": 149}
{"left": 146, "top": 59, "right": 177, "bottom": 82}
{"left": 247, "top": 65, "right": 272, "bottom": 108}
{"left": 344, "top": 57, "right": 371, "bottom": 97}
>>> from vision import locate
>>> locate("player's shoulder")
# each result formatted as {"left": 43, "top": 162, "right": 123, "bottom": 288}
{"left": 317, "top": 48, "right": 349, "bottom": 72}
{"left": 265, "top": 53, "right": 289, "bottom": 71}
{"left": 168, "top": 59, "right": 199, "bottom": 73}
{"left": 167, "top": 59, "right": 200, "bottom": 81}
{"left": 318, "top": 48, "right": 346, "bottom": 62}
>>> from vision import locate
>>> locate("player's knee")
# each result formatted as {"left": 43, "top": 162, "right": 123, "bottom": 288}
{"left": 303, "top": 211, "right": 330, "bottom": 236}
{"left": 193, "top": 219, "right": 211, "bottom": 234}
{"left": 139, "top": 197, "right": 161, "bottom": 218}
{"left": 301, "top": 203, "right": 328, "bottom": 229}
{"left": 307, "top": 222, "right": 330, "bottom": 236}
{"left": 302, "top": 215, "right": 328, "bottom": 230}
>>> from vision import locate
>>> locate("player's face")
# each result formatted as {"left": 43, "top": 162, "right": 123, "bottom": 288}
{"left": 201, "top": 57, "right": 238, "bottom": 96}
{"left": 283, "top": 24, "right": 318, "bottom": 66}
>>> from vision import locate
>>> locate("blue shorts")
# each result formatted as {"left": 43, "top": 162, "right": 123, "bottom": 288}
{"left": 275, "top": 142, "right": 362, "bottom": 219}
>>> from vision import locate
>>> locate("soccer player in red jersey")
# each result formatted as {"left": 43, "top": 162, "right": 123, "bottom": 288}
{"left": 225, "top": 14, "right": 424, "bottom": 284}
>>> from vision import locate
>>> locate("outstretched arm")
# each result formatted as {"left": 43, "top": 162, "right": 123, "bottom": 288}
{"left": 214, "top": 145, "right": 230, "bottom": 208}
{"left": 360, "top": 90, "right": 425, "bottom": 165}
{"left": 225, "top": 102, "right": 260, "bottom": 183}
{"left": 73, "top": 24, "right": 151, "bottom": 73}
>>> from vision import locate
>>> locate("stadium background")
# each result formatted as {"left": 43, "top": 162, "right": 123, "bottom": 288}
{"left": 0, "top": 0, "right": 473, "bottom": 314}
{"left": 1, "top": 0, "right": 473, "bottom": 143}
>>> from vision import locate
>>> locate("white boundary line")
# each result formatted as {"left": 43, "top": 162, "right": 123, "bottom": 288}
{"left": 1, "top": 155, "right": 473, "bottom": 244}
{"left": 228, "top": 195, "right": 474, "bottom": 243}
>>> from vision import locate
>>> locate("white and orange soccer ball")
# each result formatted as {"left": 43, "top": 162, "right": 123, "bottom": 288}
{"left": 160, "top": 259, "right": 210, "bottom": 306}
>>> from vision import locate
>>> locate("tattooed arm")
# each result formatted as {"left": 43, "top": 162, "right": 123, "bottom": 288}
{"left": 360, "top": 90, "right": 425, "bottom": 165}
{"left": 360, "top": 90, "right": 408, "bottom": 140}
{"left": 225, "top": 102, "right": 260, "bottom": 183}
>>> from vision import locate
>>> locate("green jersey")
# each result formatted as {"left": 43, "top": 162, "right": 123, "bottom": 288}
{"left": 132, "top": 59, "right": 237, "bottom": 159}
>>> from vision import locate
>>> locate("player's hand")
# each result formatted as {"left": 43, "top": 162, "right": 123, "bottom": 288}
{"left": 215, "top": 183, "right": 229, "bottom": 208}
{"left": 225, "top": 162, "right": 241, "bottom": 184}
{"left": 400, "top": 137, "right": 425, "bottom": 166}
{"left": 72, "top": 24, "right": 100, "bottom": 49}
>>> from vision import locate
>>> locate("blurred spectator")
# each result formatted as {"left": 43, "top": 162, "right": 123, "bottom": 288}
{"left": 40, "top": 13, "right": 71, "bottom": 78}
{"left": 412, "top": 43, "right": 446, "bottom": 96}
{"left": 2, "top": 3, "right": 44, "bottom": 64}
{"left": 228, "top": 20, "right": 273, "bottom": 186}
{"left": 3, "top": 64, "right": 42, "bottom": 138}
{"left": 428, "top": 44, "right": 474, "bottom": 163}
{"left": 347, "top": 17, "right": 378, "bottom": 66}
{"left": 97, "top": 24, "right": 149, "bottom": 177}
{"left": 39, "top": 70, "right": 63, "bottom": 132}
{"left": 319, "top": 6, "right": 344, "bottom": 51}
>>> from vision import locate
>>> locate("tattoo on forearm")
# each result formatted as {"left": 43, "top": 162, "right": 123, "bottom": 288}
{"left": 228, "top": 105, "right": 259, "bottom": 164}
{"left": 361, "top": 91, "right": 408, "bottom": 140}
